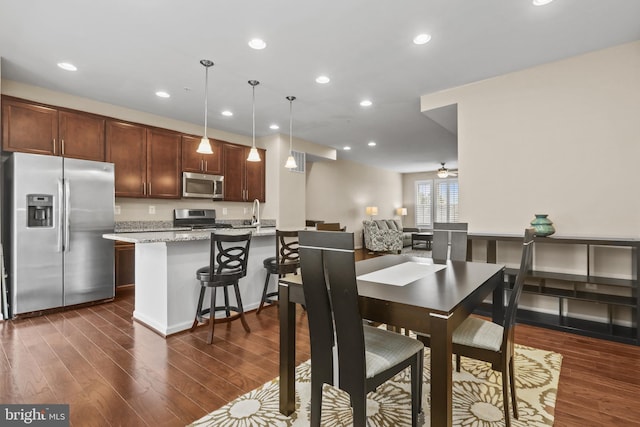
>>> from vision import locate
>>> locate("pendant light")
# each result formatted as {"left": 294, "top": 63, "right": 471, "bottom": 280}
{"left": 196, "top": 59, "right": 214, "bottom": 154}
{"left": 246, "top": 80, "right": 261, "bottom": 162}
{"left": 284, "top": 96, "right": 297, "bottom": 169}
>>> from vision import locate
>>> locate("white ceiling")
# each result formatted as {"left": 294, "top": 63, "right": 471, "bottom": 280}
{"left": 1, "top": 0, "right": 639, "bottom": 173}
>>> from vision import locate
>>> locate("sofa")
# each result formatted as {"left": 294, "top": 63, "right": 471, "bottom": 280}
{"left": 363, "top": 219, "right": 405, "bottom": 253}
{"left": 402, "top": 227, "right": 420, "bottom": 247}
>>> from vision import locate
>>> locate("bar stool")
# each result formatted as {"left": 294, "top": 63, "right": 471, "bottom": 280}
{"left": 257, "top": 230, "right": 299, "bottom": 314}
{"left": 190, "top": 232, "right": 252, "bottom": 344}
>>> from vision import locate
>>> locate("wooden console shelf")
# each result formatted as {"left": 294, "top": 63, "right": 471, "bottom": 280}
{"left": 469, "top": 233, "right": 640, "bottom": 345}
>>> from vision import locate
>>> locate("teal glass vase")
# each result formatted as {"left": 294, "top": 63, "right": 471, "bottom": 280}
{"left": 530, "top": 214, "right": 555, "bottom": 237}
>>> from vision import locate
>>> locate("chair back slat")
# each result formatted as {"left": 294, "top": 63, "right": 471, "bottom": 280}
{"left": 299, "top": 231, "right": 365, "bottom": 390}
{"left": 432, "top": 222, "right": 468, "bottom": 263}
{"left": 276, "top": 230, "right": 300, "bottom": 272}
{"left": 210, "top": 232, "right": 252, "bottom": 282}
{"left": 504, "top": 228, "right": 535, "bottom": 332}
{"left": 316, "top": 222, "right": 345, "bottom": 231}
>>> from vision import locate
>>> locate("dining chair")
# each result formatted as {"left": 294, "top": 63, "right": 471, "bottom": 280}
{"left": 190, "top": 232, "right": 252, "bottom": 344}
{"left": 298, "top": 230, "right": 424, "bottom": 427}
{"left": 418, "top": 227, "right": 534, "bottom": 426}
{"left": 316, "top": 222, "right": 346, "bottom": 231}
{"left": 432, "top": 222, "right": 468, "bottom": 263}
{"left": 257, "top": 229, "right": 299, "bottom": 314}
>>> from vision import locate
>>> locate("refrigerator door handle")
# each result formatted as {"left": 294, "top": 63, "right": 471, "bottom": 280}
{"left": 64, "top": 178, "right": 71, "bottom": 252}
{"left": 57, "top": 178, "right": 64, "bottom": 252}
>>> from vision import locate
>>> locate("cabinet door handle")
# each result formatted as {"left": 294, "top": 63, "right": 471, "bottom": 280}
{"left": 205, "top": 160, "right": 208, "bottom": 171}
{"left": 61, "top": 139, "right": 65, "bottom": 155}
{"left": 148, "top": 182, "right": 151, "bottom": 195}
{"left": 143, "top": 182, "right": 146, "bottom": 195}
{"left": 53, "top": 138, "right": 56, "bottom": 155}
{"left": 201, "top": 159, "right": 204, "bottom": 171}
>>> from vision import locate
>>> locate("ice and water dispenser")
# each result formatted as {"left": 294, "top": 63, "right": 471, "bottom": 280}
{"left": 27, "top": 194, "right": 53, "bottom": 228}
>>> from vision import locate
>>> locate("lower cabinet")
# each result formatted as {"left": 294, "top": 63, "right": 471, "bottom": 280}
{"left": 115, "top": 242, "right": 135, "bottom": 286}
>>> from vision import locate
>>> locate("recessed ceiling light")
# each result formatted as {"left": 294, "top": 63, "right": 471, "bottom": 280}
{"left": 315, "top": 75, "right": 330, "bottom": 84}
{"left": 269, "top": 124, "right": 280, "bottom": 130}
{"left": 343, "top": 146, "right": 351, "bottom": 151}
{"left": 155, "top": 91, "right": 170, "bottom": 98}
{"left": 413, "top": 34, "right": 432, "bottom": 45}
{"left": 248, "top": 38, "right": 267, "bottom": 50}
{"left": 368, "top": 141, "right": 376, "bottom": 147}
{"left": 221, "top": 110, "right": 233, "bottom": 117}
{"left": 532, "top": 0, "right": 554, "bottom": 5}
{"left": 57, "top": 62, "right": 77, "bottom": 71}
{"left": 360, "top": 100, "right": 373, "bottom": 107}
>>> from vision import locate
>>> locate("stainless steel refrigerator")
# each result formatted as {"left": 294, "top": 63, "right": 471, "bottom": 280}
{"left": 2, "top": 152, "right": 115, "bottom": 317}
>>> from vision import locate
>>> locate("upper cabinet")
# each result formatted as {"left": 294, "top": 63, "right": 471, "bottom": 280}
{"left": 222, "top": 144, "right": 265, "bottom": 202}
{"left": 106, "top": 121, "right": 182, "bottom": 199}
{"left": 106, "top": 121, "right": 147, "bottom": 197}
{"left": 2, "top": 96, "right": 106, "bottom": 161}
{"left": 2, "top": 97, "right": 265, "bottom": 202}
{"left": 147, "top": 128, "right": 182, "bottom": 198}
{"left": 181, "top": 135, "right": 223, "bottom": 175}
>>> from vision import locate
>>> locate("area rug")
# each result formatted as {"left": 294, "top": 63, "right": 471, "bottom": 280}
{"left": 189, "top": 344, "right": 561, "bottom": 426}
{"left": 401, "top": 248, "right": 431, "bottom": 258}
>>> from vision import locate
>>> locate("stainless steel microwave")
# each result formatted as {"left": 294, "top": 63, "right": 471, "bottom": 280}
{"left": 182, "top": 172, "right": 224, "bottom": 199}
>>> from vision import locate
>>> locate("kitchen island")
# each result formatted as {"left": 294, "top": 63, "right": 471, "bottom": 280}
{"left": 103, "top": 227, "right": 277, "bottom": 336}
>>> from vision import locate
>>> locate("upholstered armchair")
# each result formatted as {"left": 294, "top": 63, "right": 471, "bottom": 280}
{"left": 363, "top": 220, "right": 403, "bottom": 253}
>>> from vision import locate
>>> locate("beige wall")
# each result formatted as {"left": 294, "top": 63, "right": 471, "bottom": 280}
{"left": 420, "top": 40, "right": 640, "bottom": 325}
{"left": 306, "top": 159, "right": 403, "bottom": 248}
{"left": 421, "top": 40, "right": 640, "bottom": 237}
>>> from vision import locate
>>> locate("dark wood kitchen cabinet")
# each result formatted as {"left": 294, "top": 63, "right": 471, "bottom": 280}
{"left": 115, "top": 241, "right": 135, "bottom": 286}
{"left": 106, "top": 120, "right": 147, "bottom": 197}
{"left": 181, "top": 135, "right": 223, "bottom": 174}
{"left": 222, "top": 143, "right": 265, "bottom": 202}
{"left": 147, "top": 128, "right": 181, "bottom": 198}
{"left": 2, "top": 96, "right": 106, "bottom": 161}
{"left": 107, "top": 121, "right": 181, "bottom": 198}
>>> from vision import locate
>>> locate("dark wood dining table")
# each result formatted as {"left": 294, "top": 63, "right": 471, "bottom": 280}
{"left": 278, "top": 254, "right": 505, "bottom": 427}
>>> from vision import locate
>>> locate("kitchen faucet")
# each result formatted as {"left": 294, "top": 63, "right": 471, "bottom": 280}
{"left": 251, "top": 199, "right": 260, "bottom": 226}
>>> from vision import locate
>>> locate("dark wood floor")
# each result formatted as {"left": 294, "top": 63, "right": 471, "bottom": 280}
{"left": 2, "top": 254, "right": 640, "bottom": 426}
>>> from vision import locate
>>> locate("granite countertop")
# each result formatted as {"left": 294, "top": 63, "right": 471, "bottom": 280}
{"left": 114, "top": 219, "right": 276, "bottom": 233}
{"left": 103, "top": 227, "right": 276, "bottom": 244}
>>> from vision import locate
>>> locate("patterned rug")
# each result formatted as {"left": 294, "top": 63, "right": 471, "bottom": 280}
{"left": 189, "top": 344, "right": 561, "bottom": 426}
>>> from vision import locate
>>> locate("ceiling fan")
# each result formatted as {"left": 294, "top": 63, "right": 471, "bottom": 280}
{"left": 437, "top": 162, "right": 458, "bottom": 178}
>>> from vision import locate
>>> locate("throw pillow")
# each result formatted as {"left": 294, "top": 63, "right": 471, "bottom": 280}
{"left": 375, "top": 220, "right": 389, "bottom": 230}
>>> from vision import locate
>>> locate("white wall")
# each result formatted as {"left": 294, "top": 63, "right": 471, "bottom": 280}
{"left": 305, "top": 159, "right": 403, "bottom": 248}
{"left": 421, "top": 40, "right": 640, "bottom": 237}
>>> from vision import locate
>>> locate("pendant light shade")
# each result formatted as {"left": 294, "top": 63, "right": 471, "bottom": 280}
{"left": 197, "top": 59, "right": 214, "bottom": 154}
{"left": 247, "top": 80, "right": 261, "bottom": 162}
{"left": 284, "top": 96, "right": 298, "bottom": 169}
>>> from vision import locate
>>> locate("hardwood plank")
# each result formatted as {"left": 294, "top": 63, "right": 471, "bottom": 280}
{"left": 1, "top": 249, "right": 639, "bottom": 426}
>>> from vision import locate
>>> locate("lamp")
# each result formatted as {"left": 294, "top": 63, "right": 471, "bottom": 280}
{"left": 284, "top": 96, "right": 298, "bottom": 169}
{"left": 365, "top": 206, "right": 378, "bottom": 220}
{"left": 247, "top": 80, "right": 261, "bottom": 162}
{"left": 396, "top": 208, "right": 407, "bottom": 216}
{"left": 197, "top": 59, "right": 215, "bottom": 154}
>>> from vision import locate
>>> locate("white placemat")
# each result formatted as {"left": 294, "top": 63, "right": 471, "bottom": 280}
{"left": 356, "top": 261, "right": 446, "bottom": 287}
